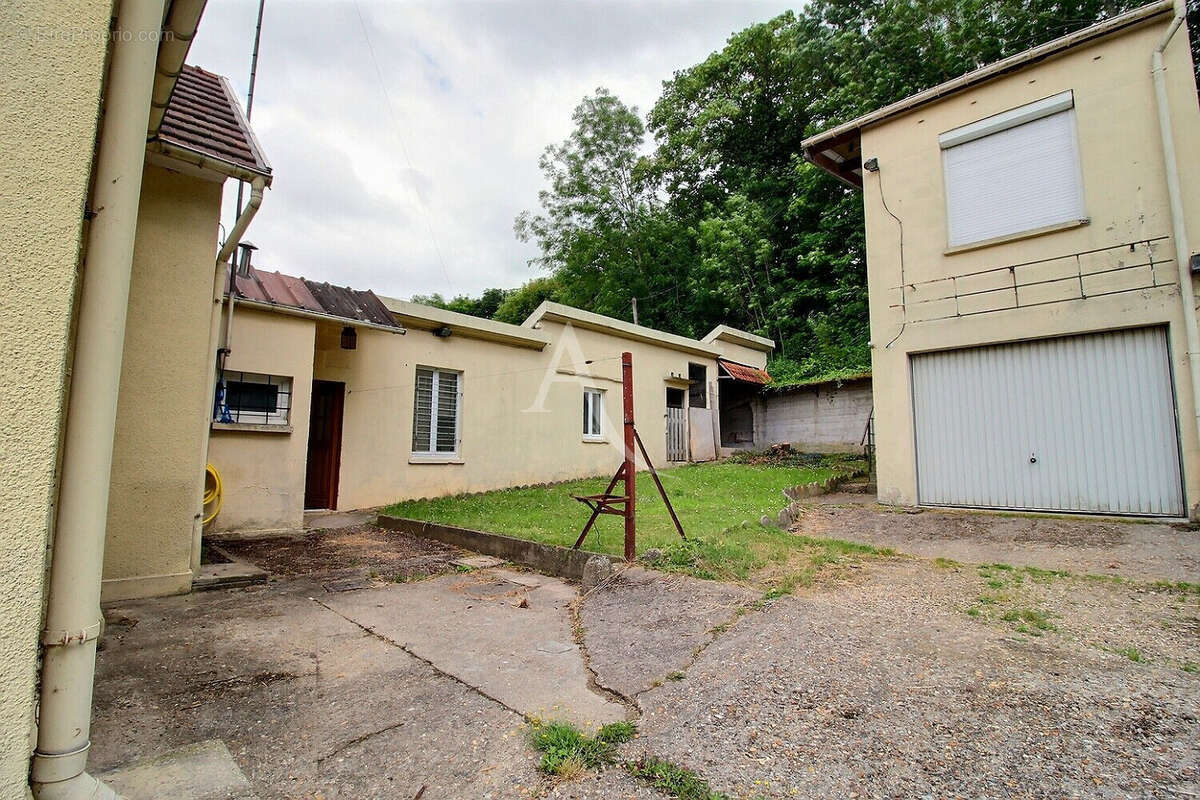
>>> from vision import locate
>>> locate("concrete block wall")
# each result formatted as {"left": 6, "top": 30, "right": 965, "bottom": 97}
{"left": 756, "top": 378, "right": 872, "bottom": 453}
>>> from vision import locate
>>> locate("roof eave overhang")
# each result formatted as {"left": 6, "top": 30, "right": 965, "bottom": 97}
{"left": 800, "top": 0, "right": 1175, "bottom": 185}
{"left": 151, "top": 138, "right": 273, "bottom": 184}
{"left": 531, "top": 306, "right": 721, "bottom": 359}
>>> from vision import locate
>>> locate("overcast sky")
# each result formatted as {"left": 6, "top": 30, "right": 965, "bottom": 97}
{"left": 187, "top": 0, "right": 793, "bottom": 300}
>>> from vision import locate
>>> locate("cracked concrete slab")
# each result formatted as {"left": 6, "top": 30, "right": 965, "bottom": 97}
{"left": 322, "top": 570, "right": 628, "bottom": 729}
{"left": 93, "top": 578, "right": 543, "bottom": 799}
{"left": 578, "top": 566, "right": 757, "bottom": 700}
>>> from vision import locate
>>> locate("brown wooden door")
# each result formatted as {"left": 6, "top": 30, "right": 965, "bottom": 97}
{"left": 305, "top": 380, "right": 345, "bottom": 510}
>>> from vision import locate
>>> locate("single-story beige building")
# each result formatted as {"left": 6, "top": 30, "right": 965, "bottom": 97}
{"left": 802, "top": 0, "right": 1200, "bottom": 518}
{"left": 206, "top": 270, "right": 774, "bottom": 536}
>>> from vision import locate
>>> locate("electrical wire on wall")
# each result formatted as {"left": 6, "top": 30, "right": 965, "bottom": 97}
{"left": 872, "top": 162, "right": 908, "bottom": 349}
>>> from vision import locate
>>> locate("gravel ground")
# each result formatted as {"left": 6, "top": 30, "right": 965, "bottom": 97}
{"left": 797, "top": 495, "right": 1200, "bottom": 582}
{"left": 626, "top": 558, "right": 1199, "bottom": 799}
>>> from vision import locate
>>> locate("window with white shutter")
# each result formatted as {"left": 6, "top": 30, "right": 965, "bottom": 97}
{"left": 412, "top": 367, "right": 460, "bottom": 456}
{"left": 941, "top": 91, "right": 1086, "bottom": 248}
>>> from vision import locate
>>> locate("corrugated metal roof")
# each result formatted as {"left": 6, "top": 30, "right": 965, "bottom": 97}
{"left": 233, "top": 268, "right": 402, "bottom": 329}
{"left": 718, "top": 358, "right": 771, "bottom": 385}
{"left": 159, "top": 65, "right": 271, "bottom": 177}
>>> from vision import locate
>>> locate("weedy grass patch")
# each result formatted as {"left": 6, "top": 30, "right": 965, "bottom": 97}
{"left": 528, "top": 720, "right": 634, "bottom": 776}
{"left": 386, "top": 460, "right": 889, "bottom": 591}
{"left": 627, "top": 755, "right": 730, "bottom": 800}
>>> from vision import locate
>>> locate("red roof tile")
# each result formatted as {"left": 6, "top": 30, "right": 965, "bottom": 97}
{"left": 234, "top": 268, "right": 402, "bottom": 329}
{"left": 718, "top": 358, "right": 771, "bottom": 385}
{"left": 159, "top": 65, "right": 270, "bottom": 177}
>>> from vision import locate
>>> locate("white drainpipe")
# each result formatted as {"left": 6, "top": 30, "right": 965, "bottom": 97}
{"left": 30, "top": 1, "right": 166, "bottom": 798}
{"left": 217, "top": 178, "right": 265, "bottom": 356}
{"left": 1152, "top": 0, "right": 1199, "bottom": 517}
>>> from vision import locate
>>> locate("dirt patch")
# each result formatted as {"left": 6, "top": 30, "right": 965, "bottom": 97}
{"left": 217, "top": 524, "right": 461, "bottom": 580}
{"left": 795, "top": 497, "right": 1200, "bottom": 582}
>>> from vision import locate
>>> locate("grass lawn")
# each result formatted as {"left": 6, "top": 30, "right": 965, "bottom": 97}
{"left": 383, "top": 458, "right": 891, "bottom": 593}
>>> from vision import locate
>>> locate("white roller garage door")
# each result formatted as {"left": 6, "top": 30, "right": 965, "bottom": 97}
{"left": 912, "top": 327, "right": 1184, "bottom": 516}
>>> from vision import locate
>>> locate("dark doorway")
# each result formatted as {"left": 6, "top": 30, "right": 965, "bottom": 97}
{"left": 305, "top": 380, "right": 345, "bottom": 510}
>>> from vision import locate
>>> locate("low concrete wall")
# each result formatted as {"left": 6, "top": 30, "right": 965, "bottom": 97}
{"left": 757, "top": 377, "right": 872, "bottom": 453}
{"left": 377, "top": 515, "right": 604, "bottom": 580}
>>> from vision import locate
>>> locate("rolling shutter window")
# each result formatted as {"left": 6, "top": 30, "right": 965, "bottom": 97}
{"left": 941, "top": 93, "right": 1085, "bottom": 248}
{"left": 412, "top": 367, "right": 460, "bottom": 455}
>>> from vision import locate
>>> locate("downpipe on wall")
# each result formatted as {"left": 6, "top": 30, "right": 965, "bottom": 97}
{"left": 30, "top": 1, "right": 167, "bottom": 797}
{"left": 1152, "top": 0, "right": 1200, "bottom": 518}
{"left": 217, "top": 177, "right": 265, "bottom": 361}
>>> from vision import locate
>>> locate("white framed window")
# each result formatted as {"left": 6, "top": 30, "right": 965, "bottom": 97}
{"left": 412, "top": 367, "right": 461, "bottom": 456}
{"left": 941, "top": 91, "right": 1086, "bottom": 248}
{"left": 583, "top": 388, "right": 604, "bottom": 440}
{"left": 215, "top": 371, "right": 292, "bottom": 426}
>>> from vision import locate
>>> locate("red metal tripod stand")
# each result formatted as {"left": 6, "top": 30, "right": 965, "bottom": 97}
{"left": 571, "top": 351, "right": 687, "bottom": 561}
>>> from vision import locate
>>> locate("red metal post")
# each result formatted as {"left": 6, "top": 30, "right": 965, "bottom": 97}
{"left": 622, "top": 351, "right": 636, "bottom": 561}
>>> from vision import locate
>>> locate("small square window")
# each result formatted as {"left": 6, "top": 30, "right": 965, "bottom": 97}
{"left": 215, "top": 372, "right": 292, "bottom": 426}
{"left": 583, "top": 389, "right": 603, "bottom": 440}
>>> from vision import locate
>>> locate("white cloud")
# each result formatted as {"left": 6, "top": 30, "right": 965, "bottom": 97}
{"left": 188, "top": 0, "right": 793, "bottom": 299}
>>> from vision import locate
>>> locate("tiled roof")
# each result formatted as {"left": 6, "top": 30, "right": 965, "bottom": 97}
{"left": 158, "top": 65, "right": 270, "bottom": 177}
{"left": 234, "top": 268, "right": 402, "bottom": 329}
{"left": 718, "top": 358, "right": 771, "bottom": 385}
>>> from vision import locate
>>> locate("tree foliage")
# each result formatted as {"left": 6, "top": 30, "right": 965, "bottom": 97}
{"left": 435, "top": 0, "right": 1198, "bottom": 384}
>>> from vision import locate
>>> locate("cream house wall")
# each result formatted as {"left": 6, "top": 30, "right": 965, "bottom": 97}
{"left": 318, "top": 318, "right": 716, "bottom": 510}
{"left": 0, "top": 1, "right": 113, "bottom": 795}
{"left": 101, "top": 164, "right": 223, "bottom": 601}
{"left": 860, "top": 17, "right": 1200, "bottom": 510}
{"left": 207, "top": 309, "right": 316, "bottom": 534}
{"left": 710, "top": 340, "right": 768, "bottom": 369}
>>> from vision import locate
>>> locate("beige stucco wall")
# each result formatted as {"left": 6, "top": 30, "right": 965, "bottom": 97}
{"left": 0, "top": 1, "right": 113, "bottom": 796}
{"left": 860, "top": 16, "right": 1200, "bottom": 512}
{"left": 709, "top": 339, "right": 770, "bottom": 369}
{"left": 212, "top": 309, "right": 722, "bottom": 532}
{"left": 207, "top": 309, "right": 316, "bottom": 534}
{"left": 321, "top": 318, "right": 718, "bottom": 509}
{"left": 101, "top": 164, "right": 223, "bottom": 601}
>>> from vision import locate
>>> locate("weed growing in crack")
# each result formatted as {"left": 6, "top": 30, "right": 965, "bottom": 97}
{"left": 529, "top": 720, "right": 637, "bottom": 778}
{"left": 666, "top": 670, "right": 686, "bottom": 682}
{"left": 596, "top": 721, "right": 637, "bottom": 744}
{"left": 627, "top": 755, "right": 729, "bottom": 800}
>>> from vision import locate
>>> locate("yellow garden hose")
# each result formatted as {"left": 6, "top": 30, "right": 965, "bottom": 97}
{"left": 203, "top": 463, "right": 223, "bottom": 525}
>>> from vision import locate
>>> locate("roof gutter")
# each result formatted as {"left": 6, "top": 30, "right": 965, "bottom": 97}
{"left": 31, "top": 3, "right": 167, "bottom": 798}
{"left": 232, "top": 297, "right": 408, "bottom": 334}
{"left": 153, "top": 139, "right": 272, "bottom": 184}
{"left": 147, "top": 0, "right": 207, "bottom": 137}
{"left": 1152, "top": 0, "right": 1199, "bottom": 518}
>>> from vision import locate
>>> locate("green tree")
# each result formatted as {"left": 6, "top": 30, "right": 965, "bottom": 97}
{"left": 492, "top": 277, "right": 564, "bottom": 324}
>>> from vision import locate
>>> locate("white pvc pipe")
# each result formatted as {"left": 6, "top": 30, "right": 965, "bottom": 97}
{"left": 1152, "top": 0, "right": 1199, "bottom": 518}
{"left": 31, "top": 1, "right": 166, "bottom": 797}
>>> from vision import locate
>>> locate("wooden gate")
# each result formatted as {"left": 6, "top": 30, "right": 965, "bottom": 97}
{"left": 666, "top": 406, "right": 687, "bottom": 462}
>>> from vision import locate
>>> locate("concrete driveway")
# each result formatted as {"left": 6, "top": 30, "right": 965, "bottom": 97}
{"left": 92, "top": 513, "right": 1199, "bottom": 799}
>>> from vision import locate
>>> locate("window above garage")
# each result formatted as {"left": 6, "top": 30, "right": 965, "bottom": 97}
{"left": 941, "top": 91, "right": 1087, "bottom": 249}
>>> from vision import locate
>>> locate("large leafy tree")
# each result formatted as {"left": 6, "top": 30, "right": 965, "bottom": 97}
{"left": 484, "top": 0, "right": 1197, "bottom": 382}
